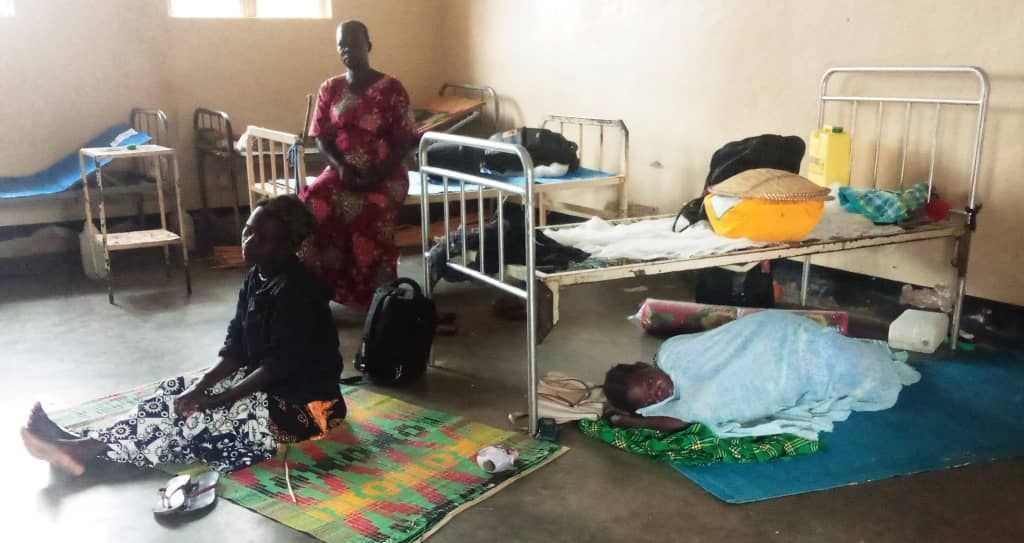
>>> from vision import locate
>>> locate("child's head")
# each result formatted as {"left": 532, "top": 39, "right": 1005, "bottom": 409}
{"left": 242, "top": 195, "right": 316, "bottom": 268}
{"left": 603, "top": 362, "right": 674, "bottom": 413}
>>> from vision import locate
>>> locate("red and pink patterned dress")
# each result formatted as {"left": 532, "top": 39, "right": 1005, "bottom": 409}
{"left": 300, "top": 74, "right": 416, "bottom": 307}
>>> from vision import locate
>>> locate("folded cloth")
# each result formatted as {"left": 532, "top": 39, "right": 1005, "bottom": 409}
{"left": 578, "top": 418, "right": 819, "bottom": 465}
{"left": 838, "top": 182, "right": 929, "bottom": 224}
{"left": 538, "top": 372, "right": 604, "bottom": 424}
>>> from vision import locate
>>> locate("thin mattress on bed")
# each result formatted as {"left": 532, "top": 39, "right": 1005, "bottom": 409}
{"left": 543, "top": 195, "right": 911, "bottom": 262}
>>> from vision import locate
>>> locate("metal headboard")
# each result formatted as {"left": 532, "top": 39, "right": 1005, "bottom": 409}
{"left": 440, "top": 83, "right": 500, "bottom": 134}
{"left": 808, "top": 66, "right": 990, "bottom": 339}
{"left": 129, "top": 108, "right": 171, "bottom": 185}
{"left": 130, "top": 108, "right": 169, "bottom": 146}
{"left": 418, "top": 132, "right": 538, "bottom": 434}
{"left": 541, "top": 115, "right": 630, "bottom": 176}
{"left": 816, "top": 66, "right": 989, "bottom": 211}
{"left": 193, "top": 108, "right": 237, "bottom": 150}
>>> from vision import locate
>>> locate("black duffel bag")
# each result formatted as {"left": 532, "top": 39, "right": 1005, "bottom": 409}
{"left": 483, "top": 127, "right": 580, "bottom": 174}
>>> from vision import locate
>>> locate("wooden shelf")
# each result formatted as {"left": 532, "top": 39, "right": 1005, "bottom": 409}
{"left": 96, "top": 229, "right": 181, "bottom": 251}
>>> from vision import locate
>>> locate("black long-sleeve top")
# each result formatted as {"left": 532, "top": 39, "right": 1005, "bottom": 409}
{"left": 219, "top": 256, "right": 343, "bottom": 404}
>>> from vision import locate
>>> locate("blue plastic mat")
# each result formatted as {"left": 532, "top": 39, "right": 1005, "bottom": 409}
{"left": 0, "top": 125, "right": 151, "bottom": 199}
{"left": 675, "top": 353, "right": 1024, "bottom": 503}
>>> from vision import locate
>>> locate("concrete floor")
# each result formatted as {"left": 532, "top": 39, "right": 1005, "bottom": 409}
{"left": 1, "top": 249, "right": 1022, "bottom": 543}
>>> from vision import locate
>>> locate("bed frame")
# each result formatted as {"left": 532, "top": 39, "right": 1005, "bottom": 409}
{"left": 0, "top": 108, "right": 171, "bottom": 228}
{"left": 419, "top": 66, "right": 990, "bottom": 434}
{"left": 423, "top": 83, "right": 500, "bottom": 136}
{"left": 243, "top": 126, "right": 308, "bottom": 209}
{"left": 194, "top": 107, "right": 243, "bottom": 233}
{"left": 410, "top": 114, "right": 629, "bottom": 227}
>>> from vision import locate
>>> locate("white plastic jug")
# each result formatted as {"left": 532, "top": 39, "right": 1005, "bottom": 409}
{"left": 888, "top": 309, "right": 949, "bottom": 354}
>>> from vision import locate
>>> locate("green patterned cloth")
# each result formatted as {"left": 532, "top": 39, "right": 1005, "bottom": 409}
{"left": 578, "top": 418, "right": 819, "bottom": 466}
{"left": 838, "top": 181, "right": 929, "bottom": 224}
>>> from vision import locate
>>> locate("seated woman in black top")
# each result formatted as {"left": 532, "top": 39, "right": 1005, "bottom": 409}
{"left": 22, "top": 195, "right": 346, "bottom": 475}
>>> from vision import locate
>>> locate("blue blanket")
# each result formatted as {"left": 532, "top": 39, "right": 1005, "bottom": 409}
{"left": 638, "top": 311, "right": 920, "bottom": 440}
{"left": 0, "top": 125, "right": 151, "bottom": 199}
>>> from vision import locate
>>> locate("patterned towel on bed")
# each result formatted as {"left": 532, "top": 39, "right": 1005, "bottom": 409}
{"left": 578, "top": 418, "right": 819, "bottom": 466}
{"left": 838, "top": 182, "right": 929, "bottom": 224}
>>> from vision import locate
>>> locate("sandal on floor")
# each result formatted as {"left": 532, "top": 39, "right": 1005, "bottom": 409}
{"left": 153, "top": 471, "right": 221, "bottom": 516}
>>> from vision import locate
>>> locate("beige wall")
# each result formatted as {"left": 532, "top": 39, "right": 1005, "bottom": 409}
{"left": 0, "top": 0, "right": 441, "bottom": 212}
{"left": 3, "top": 0, "right": 1023, "bottom": 306}
{"left": 0, "top": 1, "right": 170, "bottom": 173}
{"left": 439, "top": 0, "right": 1024, "bottom": 306}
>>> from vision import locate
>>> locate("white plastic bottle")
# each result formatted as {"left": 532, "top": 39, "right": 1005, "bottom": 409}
{"left": 888, "top": 309, "right": 950, "bottom": 354}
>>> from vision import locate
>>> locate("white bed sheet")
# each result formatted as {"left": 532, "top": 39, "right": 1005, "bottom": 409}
{"left": 545, "top": 199, "right": 902, "bottom": 262}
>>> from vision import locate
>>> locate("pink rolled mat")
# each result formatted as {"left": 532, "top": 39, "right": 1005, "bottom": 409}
{"left": 634, "top": 298, "right": 848, "bottom": 335}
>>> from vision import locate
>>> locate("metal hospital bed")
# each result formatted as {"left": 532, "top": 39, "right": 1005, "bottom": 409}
{"left": 415, "top": 83, "right": 499, "bottom": 138}
{"left": 418, "top": 66, "right": 990, "bottom": 434}
{"left": 408, "top": 115, "right": 629, "bottom": 226}
{"left": 0, "top": 108, "right": 172, "bottom": 228}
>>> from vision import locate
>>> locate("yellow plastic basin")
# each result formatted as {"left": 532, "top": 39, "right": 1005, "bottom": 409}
{"left": 704, "top": 196, "right": 824, "bottom": 242}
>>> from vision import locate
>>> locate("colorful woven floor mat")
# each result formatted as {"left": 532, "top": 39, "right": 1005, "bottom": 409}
{"left": 50, "top": 374, "right": 566, "bottom": 543}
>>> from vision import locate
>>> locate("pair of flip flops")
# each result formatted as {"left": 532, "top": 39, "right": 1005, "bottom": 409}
{"left": 153, "top": 471, "right": 220, "bottom": 516}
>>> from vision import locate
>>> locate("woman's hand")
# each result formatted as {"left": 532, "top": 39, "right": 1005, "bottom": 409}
{"left": 174, "top": 387, "right": 206, "bottom": 418}
{"left": 604, "top": 406, "right": 636, "bottom": 428}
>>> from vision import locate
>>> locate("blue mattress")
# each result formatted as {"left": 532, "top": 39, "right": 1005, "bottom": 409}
{"left": 0, "top": 125, "right": 152, "bottom": 199}
{"left": 407, "top": 166, "right": 615, "bottom": 196}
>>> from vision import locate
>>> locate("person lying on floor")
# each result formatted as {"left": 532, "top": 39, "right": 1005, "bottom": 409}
{"left": 602, "top": 311, "right": 920, "bottom": 439}
{"left": 22, "top": 195, "right": 346, "bottom": 476}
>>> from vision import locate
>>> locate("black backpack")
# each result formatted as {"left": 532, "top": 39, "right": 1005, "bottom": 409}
{"left": 483, "top": 127, "right": 580, "bottom": 173}
{"left": 354, "top": 279, "right": 438, "bottom": 385}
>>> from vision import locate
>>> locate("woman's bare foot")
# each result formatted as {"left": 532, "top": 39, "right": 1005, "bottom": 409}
{"left": 21, "top": 428, "right": 86, "bottom": 476}
{"left": 27, "top": 402, "right": 79, "bottom": 440}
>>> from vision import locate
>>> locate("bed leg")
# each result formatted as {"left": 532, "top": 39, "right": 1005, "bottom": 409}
{"left": 228, "top": 151, "right": 242, "bottom": 235}
{"left": 551, "top": 285, "right": 560, "bottom": 327}
{"left": 949, "top": 233, "right": 970, "bottom": 352}
{"left": 950, "top": 276, "right": 967, "bottom": 352}
{"left": 535, "top": 282, "right": 556, "bottom": 344}
{"left": 800, "top": 256, "right": 811, "bottom": 307}
{"left": 183, "top": 246, "right": 193, "bottom": 297}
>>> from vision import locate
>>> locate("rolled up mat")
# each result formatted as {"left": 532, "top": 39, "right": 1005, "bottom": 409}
{"left": 632, "top": 298, "right": 848, "bottom": 335}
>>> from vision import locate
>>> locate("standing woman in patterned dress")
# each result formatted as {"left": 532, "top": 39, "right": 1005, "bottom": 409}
{"left": 300, "top": 20, "right": 417, "bottom": 308}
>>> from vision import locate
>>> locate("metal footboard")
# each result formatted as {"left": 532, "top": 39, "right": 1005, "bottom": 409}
{"left": 803, "top": 66, "right": 989, "bottom": 350}
{"left": 418, "top": 131, "right": 539, "bottom": 435}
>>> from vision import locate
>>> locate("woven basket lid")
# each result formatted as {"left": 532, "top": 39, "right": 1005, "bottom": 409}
{"left": 708, "top": 168, "right": 834, "bottom": 202}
